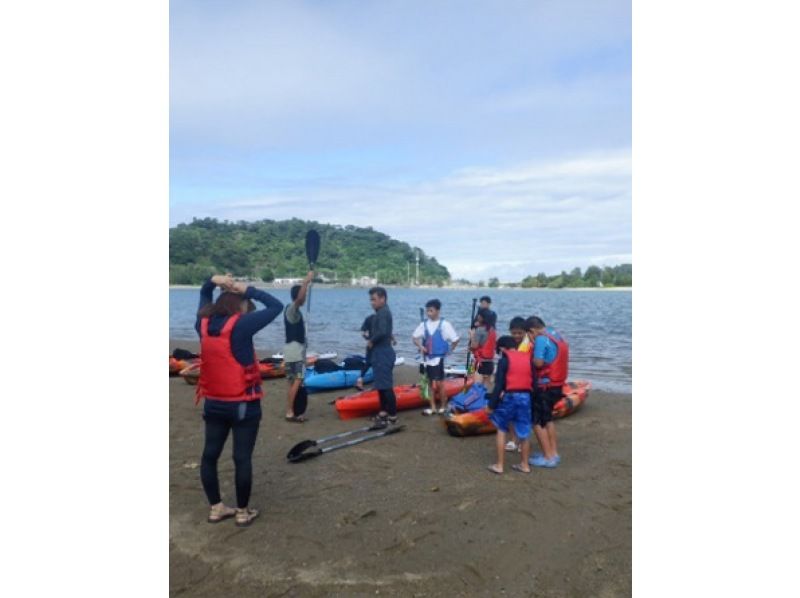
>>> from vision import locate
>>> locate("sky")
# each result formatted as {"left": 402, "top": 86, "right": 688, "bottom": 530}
{"left": 170, "top": 0, "right": 631, "bottom": 281}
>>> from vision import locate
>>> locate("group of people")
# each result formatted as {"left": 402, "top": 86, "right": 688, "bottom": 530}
{"left": 191, "top": 275, "right": 569, "bottom": 526}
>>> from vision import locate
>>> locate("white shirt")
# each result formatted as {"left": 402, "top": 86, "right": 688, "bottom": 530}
{"left": 412, "top": 318, "right": 460, "bottom": 366}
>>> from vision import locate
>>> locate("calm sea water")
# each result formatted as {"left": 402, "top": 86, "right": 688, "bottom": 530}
{"left": 170, "top": 287, "right": 632, "bottom": 393}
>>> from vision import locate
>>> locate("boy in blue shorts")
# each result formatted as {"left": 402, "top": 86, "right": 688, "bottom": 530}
{"left": 501, "top": 316, "right": 529, "bottom": 452}
{"left": 486, "top": 335, "right": 534, "bottom": 474}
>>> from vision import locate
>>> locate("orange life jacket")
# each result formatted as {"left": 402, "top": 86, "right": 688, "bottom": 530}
{"left": 197, "top": 314, "right": 263, "bottom": 404}
{"left": 535, "top": 329, "right": 569, "bottom": 389}
{"left": 503, "top": 348, "right": 533, "bottom": 392}
{"left": 472, "top": 326, "right": 497, "bottom": 363}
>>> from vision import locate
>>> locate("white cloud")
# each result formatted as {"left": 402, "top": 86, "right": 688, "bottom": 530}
{"left": 170, "top": 150, "right": 631, "bottom": 280}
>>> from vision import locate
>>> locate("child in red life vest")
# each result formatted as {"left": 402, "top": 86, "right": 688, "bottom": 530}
{"left": 486, "top": 335, "right": 534, "bottom": 474}
{"left": 469, "top": 308, "right": 497, "bottom": 385}
{"left": 525, "top": 316, "right": 569, "bottom": 468}
{"left": 500, "top": 316, "right": 529, "bottom": 452}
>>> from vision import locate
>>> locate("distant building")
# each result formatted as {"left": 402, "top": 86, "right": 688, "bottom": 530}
{"left": 273, "top": 277, "right": 304, "bottom": 286}
{"left": 351, "top": 276, "right": 377, "bottom": 287}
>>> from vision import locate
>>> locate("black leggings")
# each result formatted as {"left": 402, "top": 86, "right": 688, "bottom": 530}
{"left": 200, "top": 400, "right": 262, "bottom": 509}
{"left": 378, "top": 388, "right": 397, "bottom": 417}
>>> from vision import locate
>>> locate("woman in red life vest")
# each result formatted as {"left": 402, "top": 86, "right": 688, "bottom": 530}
{"left": 195, "top": 274, "right": 283, "bottom": 527}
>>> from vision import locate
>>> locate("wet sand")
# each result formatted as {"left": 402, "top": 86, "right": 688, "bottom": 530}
{"left": 169, "top": 340, "right": 631, "bottom": 597}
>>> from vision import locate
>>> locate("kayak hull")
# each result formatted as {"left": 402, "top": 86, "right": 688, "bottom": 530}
{"left": 443, "top": 381, "right": 592, "bottom": 437}
{"left": 304, "top": 368, "right": 374, "bottom": 392}
{"left": 335, "top": 378, "right": 472, "bottom": 420}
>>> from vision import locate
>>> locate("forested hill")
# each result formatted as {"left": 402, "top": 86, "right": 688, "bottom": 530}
{"left": 169, "top": 218, "right": 451, "bottom": 285}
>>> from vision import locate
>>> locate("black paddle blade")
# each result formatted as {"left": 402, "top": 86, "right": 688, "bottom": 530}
{"left": 287, "top": 447, "right": 322, "bottom": 463}
{"left": 305, "top": 229, "right": 321, "bottom": 265}
{"left": 293, "top": 384, "right": 308, "bottom": 417}
{"left": 286, "top": 439, "right": 317, "bottom": 461}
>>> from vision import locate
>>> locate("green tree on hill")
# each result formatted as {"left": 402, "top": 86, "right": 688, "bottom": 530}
{"left": 584, "top": 265, "right": 602, "bottom": 287}
{"left": 169, "top": 218, "right": 451, "bottom": 285}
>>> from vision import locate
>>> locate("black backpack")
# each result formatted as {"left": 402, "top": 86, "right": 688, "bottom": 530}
{"left": 342, "top": 355, "right": 366, "bottom": 371}
{"left": 313, "top": 359, "right": 342, "bottom": 373}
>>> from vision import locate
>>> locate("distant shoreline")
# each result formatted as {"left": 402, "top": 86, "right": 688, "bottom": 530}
{"left": 169, "top": 284, "right": 631, "bottom": 292}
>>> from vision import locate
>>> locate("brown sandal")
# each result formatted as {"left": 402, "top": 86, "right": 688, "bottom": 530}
{"left": 235, "top": 508, "right": 260, "bottom": 527}
{"left": 207, "top": 503, "right": 236, "bottom": 523}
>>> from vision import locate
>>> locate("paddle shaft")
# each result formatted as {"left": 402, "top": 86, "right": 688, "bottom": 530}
{"left": 293, "top": 426, "right": 405, "bottom": 461}
{"left": 315, "top": 423, "right": 382, "bottom": 445}
{"left": 465, "top": 298, "right": 478, "bottom": 371}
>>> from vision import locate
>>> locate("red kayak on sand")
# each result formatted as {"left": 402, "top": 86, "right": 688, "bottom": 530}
{"left": 335, "top": 378, "right": 472, "bottom": 420}
{"left": 443, "top": 380, "right": 592, "bottom": 437}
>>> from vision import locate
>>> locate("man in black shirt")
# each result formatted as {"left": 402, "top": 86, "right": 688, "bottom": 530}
{"left": 368, "top": 287, "right": 397, "bottom": 426}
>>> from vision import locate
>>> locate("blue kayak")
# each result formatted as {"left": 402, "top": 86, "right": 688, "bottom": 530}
{"left": 303, "top": 355, "right": 405, "bottom": 392}
{"left": 304, "top": 367, "right": 374, "bottom": 392}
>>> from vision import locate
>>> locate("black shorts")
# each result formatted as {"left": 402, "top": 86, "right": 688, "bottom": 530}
{"left": 532, "top": 386, "right": 562, "bottom": 427}
{"left": 476, "top": 361, "right": 495, "bottom": 376}
{"left": 425, "top": 361, "right": 445, "bottom": 381}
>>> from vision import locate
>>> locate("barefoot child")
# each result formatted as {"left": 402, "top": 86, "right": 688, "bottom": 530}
{"left": 486, "top": 335, "right": 534, "bottom": 474}
{"left": 501, "top": 316, "right": 529, "bottom": 452}
{"left": 412, "top": 299, "right": 460, "bottom": 415}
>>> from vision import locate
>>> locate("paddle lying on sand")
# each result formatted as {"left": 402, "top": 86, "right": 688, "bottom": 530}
{"left": 305, "top": 229, "right": 320, "bottom": 314}
{"left": 286, "top": 424, "right": 405, "bottom": 463}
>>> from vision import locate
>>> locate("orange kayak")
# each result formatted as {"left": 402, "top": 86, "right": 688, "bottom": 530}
{"left": 335, "top": 378, "right": 471, "bottom": 420}
{"left": 443, "top": 380, "right": 591, "bottom": 437}
{"left": 178, "top": 362, "right": 201, "bottom": 385}
{"left": 258, "top": 361, "right": 286, "bottom": 379}
{"left": 179, "top": 360, "right": 286, "bottom": 385}
{"left": 169, "top": 356, "right": 198, "bottom": 376}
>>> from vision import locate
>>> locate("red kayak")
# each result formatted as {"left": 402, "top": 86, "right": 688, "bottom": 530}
{"left": 335, "top": 378, "right": 472, "bottom": 420}
{"left": 443, "top": 380, "right": 592, "bottom": 437}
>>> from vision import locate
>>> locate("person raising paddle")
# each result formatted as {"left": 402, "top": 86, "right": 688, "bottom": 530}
{"left": 283, "top": 270, "right": 314, "bottom": 422}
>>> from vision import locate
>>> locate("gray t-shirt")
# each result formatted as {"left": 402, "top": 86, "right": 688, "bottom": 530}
{"left": 283, "top": 303, "right": 307, "bottom": 363}
{"left": 472, "top": 326, "right": 488, "bottom": 348}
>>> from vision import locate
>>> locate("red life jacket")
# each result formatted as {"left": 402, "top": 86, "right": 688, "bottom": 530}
{"left": 197, "top": 314, "right": 263, "bottom": 404}
{"left": 536, "top": 329, "right": 569, "bottom": 389}
{"left": 472, "top": 326, "right": 497, "bottom": 363}
{"left": 503, "top": 349, "right": 533, "bottom": 391}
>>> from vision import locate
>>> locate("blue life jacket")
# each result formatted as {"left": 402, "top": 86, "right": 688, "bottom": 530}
{"left": 423, "top": 319, "right": 450, "bottom": 357}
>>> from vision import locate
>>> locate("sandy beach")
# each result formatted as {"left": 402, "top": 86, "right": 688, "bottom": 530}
{"left": 169, "top": 340, "right": 631, "bottom": 597}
